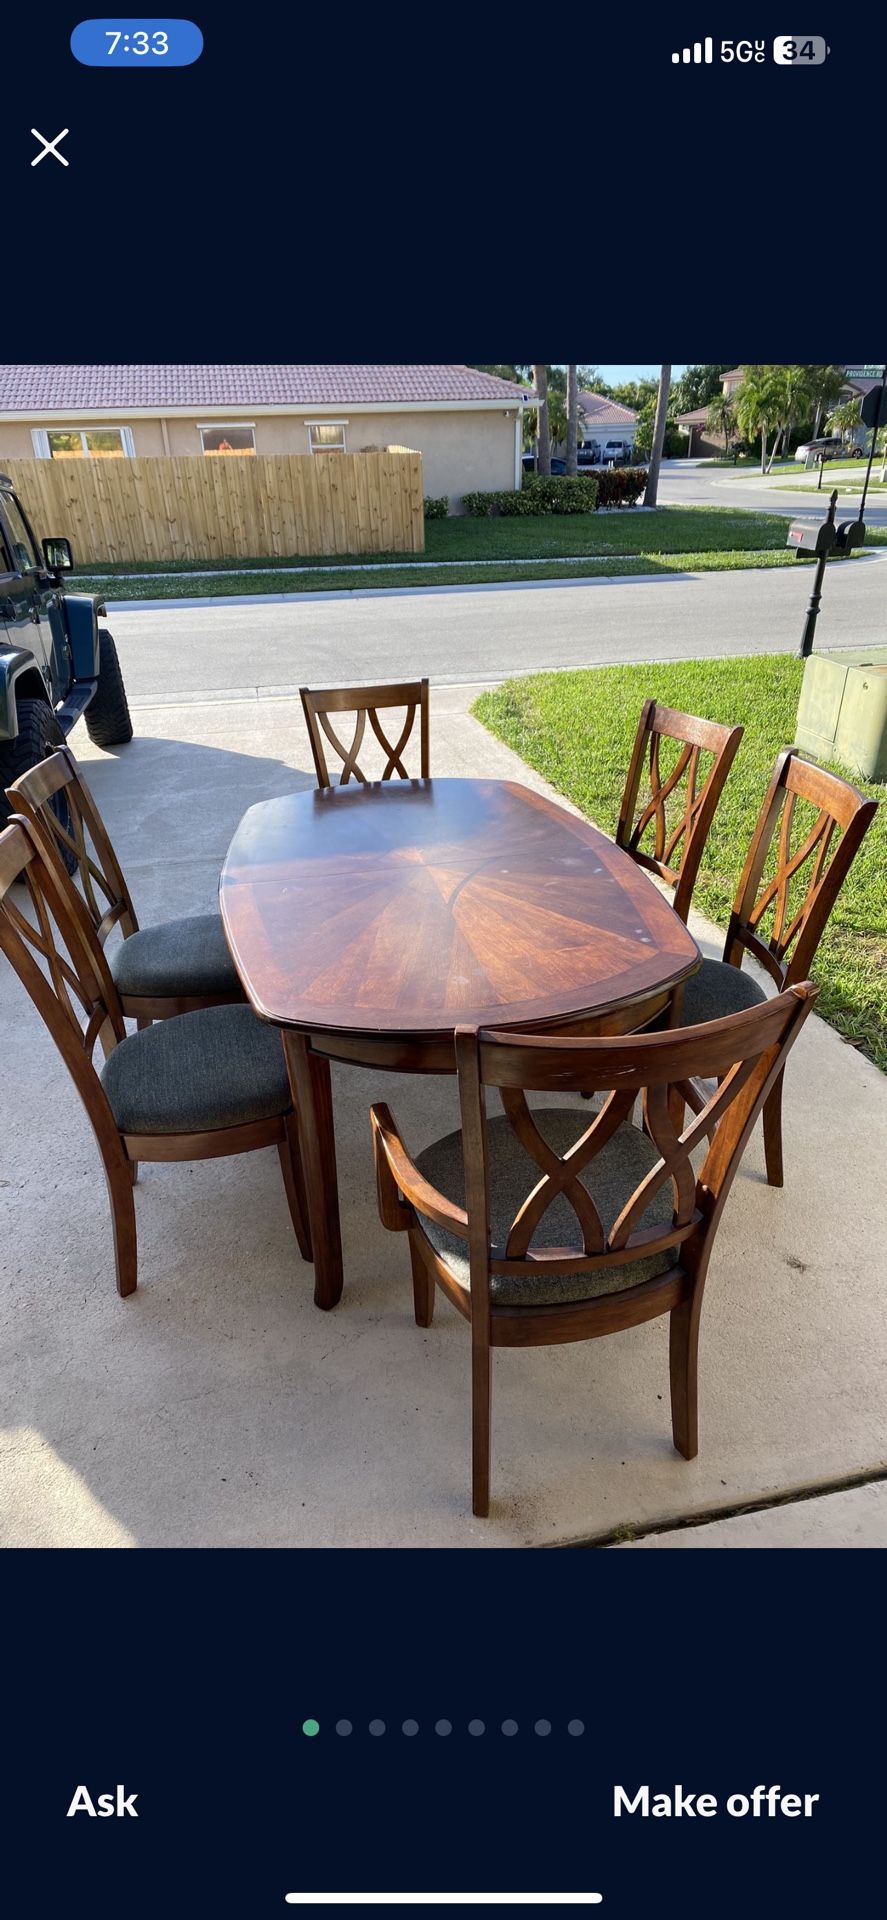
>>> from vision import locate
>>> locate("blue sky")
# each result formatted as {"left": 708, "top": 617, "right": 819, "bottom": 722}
{"left": 594, "top": 365, "right": 688, "bottom": 385}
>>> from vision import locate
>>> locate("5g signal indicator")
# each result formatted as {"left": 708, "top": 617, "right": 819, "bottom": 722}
{"left": 672, "top": 38, "right": 713, "bottom": 62}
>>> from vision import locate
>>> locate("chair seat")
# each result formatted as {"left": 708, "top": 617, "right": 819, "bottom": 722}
{"left": 680, "top": 957, "right": 768, "bottom": 1026}
{"left": 109, "top": 912, "right": 240, "bottom": 1001}
{"left": 414, "top": 1107, "right": 678, "bottom": 1308}
{"left": 101, "top": 1004, "right": 291, "bottom": 1136}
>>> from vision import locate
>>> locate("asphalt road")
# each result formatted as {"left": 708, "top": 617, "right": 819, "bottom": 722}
{"left": 657, "top": 460, "right": 887, "bottom": 525}
{"left": 114, "top": 551, "right": 887, "bottom": 703}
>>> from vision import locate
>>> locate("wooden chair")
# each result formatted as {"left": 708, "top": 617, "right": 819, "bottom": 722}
{"left": 675, "top": 748, "right": 878, "bottom": 1186}
{"left": 7, "top": 745, "right": 243, "bottom": 1021}
{"left": 371, "top": 987, "right": 817, "bottom": 1516}
{"left": 300, "top": 679, "right": 429, "bottom": 788}
{"left": 616, "top": 700, "right": 744, "bottom": 923}
{"left": 0, "top": 817, "right": 311, "bottom": 1298}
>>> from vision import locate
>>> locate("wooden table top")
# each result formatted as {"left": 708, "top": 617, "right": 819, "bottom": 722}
{"left": 219, "top": 778, "right": 699, "bottom": 1035}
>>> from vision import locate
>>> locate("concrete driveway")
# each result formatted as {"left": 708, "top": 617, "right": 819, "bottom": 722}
{"left": 1, "top": 683, "right": 885, "bottom": 1547}
{"left": 109, "top": 553, "right": 887, "bottom": 701}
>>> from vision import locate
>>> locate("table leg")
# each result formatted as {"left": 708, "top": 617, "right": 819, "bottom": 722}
{"left": 282, "top": 1031, "right": 343, "bottom": 1310}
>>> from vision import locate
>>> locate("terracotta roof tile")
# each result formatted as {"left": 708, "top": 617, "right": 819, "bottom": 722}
{"left": 0, "top": 365, "right": 532, "bottom": 413}
{"left": 578, "top": 392, "right": 638, "bottom": 429}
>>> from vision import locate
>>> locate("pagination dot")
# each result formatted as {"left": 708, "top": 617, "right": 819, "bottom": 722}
{"left": 335, "top": 1719, "right": 353, "bottom": 1737}
{"left": 369, "top": 1719, "right": 386, "bottom": 1736}
{"left": 501, "top": 1719, "right": 519, "bottom": 1737}
{"left": 402, "top": 1719, "right": 419, "bottom": 1737}
{"left": 534, "top": 1719, "right": 552, "bottom": 1736}
{"left": 435, "top": 1719, "right": 452, "bottom": 1736}
{"left": 567, "top": 1718, "right": 585, "bottom": 1736}
{"left": 302, "top": 1718, "right": 320, "bottom": 1737}
{"left": 468, "top": 1719, "right": 485, "bottom": 1736}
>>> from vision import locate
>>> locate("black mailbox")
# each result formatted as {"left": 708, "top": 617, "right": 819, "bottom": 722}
{"left": 787, "top": 519, "right": 837, "bottom": 556}
{"left": 834, "top": 518, "right": 865, "bottom": 553}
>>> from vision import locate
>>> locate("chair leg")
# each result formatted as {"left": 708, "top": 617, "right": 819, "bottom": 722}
{"left": 471, "top": 1325, "right": 492, "bottom": 1517}
{"left": 762, "top": 1067, "right": 785, "bottom": 1189}
{"left": 277, "top": 1112, "right": 313, "bottom": 1263}
{"left": 409, "top": 1235, "right": 435, "bottom": 1327}
{"left": 104, "top": 1156, "right": 138, "bottom": 1298}
{"left": 669, "top": 1297, "right": 699, "bottom": 1460}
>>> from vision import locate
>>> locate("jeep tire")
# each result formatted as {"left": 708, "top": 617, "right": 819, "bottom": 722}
{"left": 84, "top": 629, "right": 133, "bottom": 749}
{"left": 0, "top": 697, "right": 76, "bottom": 869}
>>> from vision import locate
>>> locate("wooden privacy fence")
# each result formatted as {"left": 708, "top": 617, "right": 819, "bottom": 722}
{"left": 6, "top": 450, "right": 425, "bottom": 564}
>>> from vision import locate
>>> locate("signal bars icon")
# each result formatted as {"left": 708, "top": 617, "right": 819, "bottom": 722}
{"left": 672, "top": 38, "right": 713, "bottom": 62}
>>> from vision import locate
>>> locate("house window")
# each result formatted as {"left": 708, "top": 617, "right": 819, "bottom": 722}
{"left": 308, "top": 423, "right": 347, "bottom": 453}
{"left": 199, "top": 425, "right": 256, "bottom": 455}
{"left": 32, "top": 427, "right": 134, "bottom": 459}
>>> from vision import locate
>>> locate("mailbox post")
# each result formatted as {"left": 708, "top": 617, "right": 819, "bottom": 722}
{"left": 787, "top": 491, "right": 838, "bottom": 658}
{"left": 786, "top": 362, "right": 885, "bottom": 659}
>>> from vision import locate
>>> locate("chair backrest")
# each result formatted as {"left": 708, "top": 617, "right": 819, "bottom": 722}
{"left": 451, "top": 988, "right": 817, "bottom": 1306}
{"left": 7, "top": 745, "right": 138, "bottom": 945}
{"left": 724, "top": 748, "right": 877, "bottom": 988}
{"left": 616, "top": 699, "right": 743, "bottom": 922}
{"left": 0, "top": 818, "right": 125, "bottom": 1134}
{"left": 300, "top": 679, "right": 430, "bottom": 788}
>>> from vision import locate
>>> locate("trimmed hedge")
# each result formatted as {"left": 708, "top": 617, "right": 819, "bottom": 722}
{"left": 423, "top": 494, "right": 449, "bottom": 519}
{"left": 462, "top": 474, "right": 600, "bottom": 517}
{"left": 595, "top": 466, "right": 648, "bottom": 507}
{"left": 461, "top": 469, "right": 647, "bottom": 516}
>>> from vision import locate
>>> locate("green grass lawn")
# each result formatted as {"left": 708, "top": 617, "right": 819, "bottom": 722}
{"left": 69, "top": 505, "right": 884, "bottom": 599}
{"left": 474, "top": 655, "right": 887, "bottom": 1071}
{"left": 73, "top": 506, "right": 791, "bottom": 575}
{"left": 76, "top": 549, "right": 818, "bottom": 600}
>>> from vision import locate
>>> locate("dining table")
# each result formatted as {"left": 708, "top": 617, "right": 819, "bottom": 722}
{"left": 219, "top": 776, "right": 700, "bottom": 1310}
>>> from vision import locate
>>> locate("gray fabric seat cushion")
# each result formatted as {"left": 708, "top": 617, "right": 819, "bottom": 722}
{"left": 414, "top": 1107, "right": 680, "bottom": 1308}
{"left": 110, "top": 912, "right": 240, "bottom": 1000}
{"left": 101, "top": 1004, "right": 291, "bottom": 1135}
{"left": 680, "top": 957, "right": 767, "bottom": 1026}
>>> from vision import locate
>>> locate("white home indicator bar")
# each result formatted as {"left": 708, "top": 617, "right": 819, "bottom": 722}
{"left": 284, "top": 1899, "right": 604, "bottom": 1908}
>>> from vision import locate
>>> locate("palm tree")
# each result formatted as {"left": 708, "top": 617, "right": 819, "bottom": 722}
{"left": 533, "top": 364, "right": 551, "bottom": 476}
{"left": 805, "top": 365, "right": 846, "bottom": 439}
{"left": 643, "top": 365, "right": 672, "bottom": 509}
{"left": 566, "top": 365, "right": 579, "bottom": 476}
{"left": 734, "top": 366, "right": 782, "bottom": 474}
{"left": 706, "top": 393, "right": 736, "bottom": 459}
{"left": 765, "top": 365, "right": 812, "bottom": 471}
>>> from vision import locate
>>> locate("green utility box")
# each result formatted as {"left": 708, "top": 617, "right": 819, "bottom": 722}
{"left": 796, "top": 648, "right": 887, "bottom": 783}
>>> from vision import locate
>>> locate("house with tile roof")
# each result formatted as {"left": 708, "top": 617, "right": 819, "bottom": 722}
{"left": 675, "top": 367, "right": 880, "bottom": 457}
{"left": 576, "top": 390, "right": 639, "bottom": 462}
{"left": 0, "top": 366, "right": 537, "bottom": 512}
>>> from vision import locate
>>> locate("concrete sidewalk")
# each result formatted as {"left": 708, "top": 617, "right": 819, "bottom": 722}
{"left": 1, "top": 684, "right": 885, "bottom": 1547}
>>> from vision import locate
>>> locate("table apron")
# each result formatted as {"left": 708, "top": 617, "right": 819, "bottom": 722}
{"left": 293, "top": 984, "right": 679, "bottom": 1075}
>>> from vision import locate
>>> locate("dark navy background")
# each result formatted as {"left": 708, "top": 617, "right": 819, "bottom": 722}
{"left": 5, "top": 11, "right": 883, "bottom": 1915}
{"left": 3, "top": 1552, "right": 882, "bottom": 1914}
{"left": 8, "top": 7, "right": 883, "bottom": 359}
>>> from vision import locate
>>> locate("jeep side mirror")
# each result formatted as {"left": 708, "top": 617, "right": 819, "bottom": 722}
{"left": 42, "top": 536, "right": 74, "bottom": 572}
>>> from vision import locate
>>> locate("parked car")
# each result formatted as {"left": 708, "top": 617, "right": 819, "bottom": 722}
{"left": 794, "top": 436, "right": 864, "bottom": 462}
{"left": 522, "top": 453, "right": 567, "bottom": 475}
{"left": 577, "top": 444, "right": 600, "bottom": 466}
{"left": 602, "top": 439, "right": 634, "bottom": 465}
{"left": 0, "top": 474, "right": 132, "bottom": 827}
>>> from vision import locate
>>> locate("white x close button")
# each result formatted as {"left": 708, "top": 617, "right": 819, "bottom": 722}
{"left": 31, "top": 129, "right": 70, "bottom": 168}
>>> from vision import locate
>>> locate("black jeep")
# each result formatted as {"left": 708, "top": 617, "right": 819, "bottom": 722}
{"left": 0, "top": 474, "right": 132, "bottom": 827}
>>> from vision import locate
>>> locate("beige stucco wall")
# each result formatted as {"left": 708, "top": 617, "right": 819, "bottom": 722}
{"left": 0, "top": 408, "right": 519, "bottom": 511}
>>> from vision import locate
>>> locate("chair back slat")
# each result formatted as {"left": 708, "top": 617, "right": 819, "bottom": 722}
{"left": 616, "top": 699, "right": 743, "bottom": 921}
{"left": 0, "top": 821, "right": 125, "bottom": 1118}
{"left": 725, "top": 749, "right": 878, "bottom": 987}
{"left": 452, "top": 989, "right": 816, "bottom": 1298}
{"left": 7, "top": 746, "right": 138, "bottom": 946}
{"left": 300, "top": 679, "right": 430, "bottom": 788}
